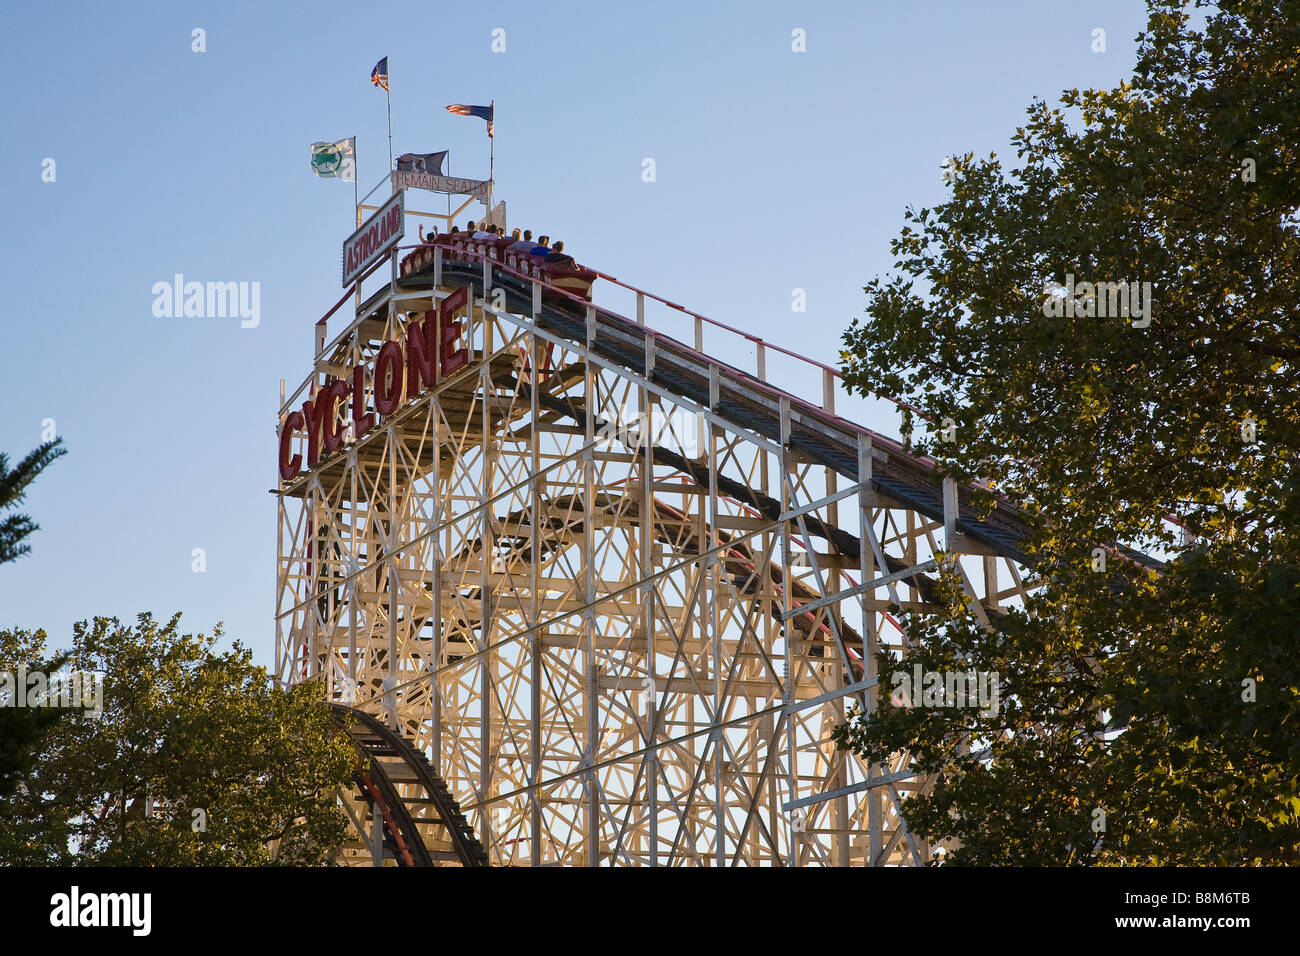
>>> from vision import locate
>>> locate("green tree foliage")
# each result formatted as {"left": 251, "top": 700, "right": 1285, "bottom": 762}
{"left": 0, "top": 613, "right": 360, "bottom": 865}
{"left": 0, "top": 630, "right": 66, "bottom": 802}
{"left": 835, "top": 0, "right": 1300, "bottom": 864}
{"left": 0, "top": 438, "right": 65, "bottom": 565}
{"left": 0, "top": 439, "right": 66, "bottom": 803}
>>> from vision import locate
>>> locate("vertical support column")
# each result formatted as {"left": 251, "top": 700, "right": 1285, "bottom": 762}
{"left": 385, "top": 421, "right": 398, "bottom": 728}
{"left": 529, "top": 333, "right": 543, "bottom": 866}
{"left": 943, "top": 476, "right": 959, "bottom": 550}
{"left": 431, "top": 549, "right": 443, "bottom": 773}
{"left": 640, "top": 382, "right": 659, "bottom": 866}
{"left": 582, "top": 346, "right": 599, "bottom": 866}
{"left": 702, "top": 362, "right": 719, "bottom": 477}
{"left": 348, "top": 443, "right": 358, "bottom": 706}
{"left": 390, "top": 247, "right": 398, "bottom": 303}
{"left": 430, "top": 385, "right": 444, "bottom": 774}
{"left": 825, "top": 431, "right": 848, "bottom": 867}
{"left": 778, "top": 397, "right": 796, "bottom": 866}
{"left": 759, "top": 388, "right": 777, "bottom": 863}
{"left": 308, "top": 477, "right": 320, "bottom": 682}
{"left": 707, "top": 397, "right": 723, "bottom": 867}
{"left": 478, "top": 290, "right": 495, "bottom": 862}
{"left": 275, "top": 395, "right": 285, "bottom": 684}
{"left": 345, "top": 331, "right": 360, "bottom": 708}
{"left": 858, "top": 434, "right": 882, "bottom": 866}
{"left": 984, "top": 555, "right": 1000, "bottom": 610}
{"left": 382, "top": 281, "right": 399, "bottom": 729}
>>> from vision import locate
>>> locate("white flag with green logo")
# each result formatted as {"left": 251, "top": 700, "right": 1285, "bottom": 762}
{"left": 311, "top": 137, "right": 356, "bottom": 182}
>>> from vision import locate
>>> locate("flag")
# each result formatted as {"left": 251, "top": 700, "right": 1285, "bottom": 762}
{"left": 311, "top": 137, "right": 356, "bottom": 181}
{"left": 396, "top": 151, "right": 448, "bottom": 175}
{"left": 445, "top": 102, "right": 494, "bottom": 138}
{"left": 370, "top": 57, "right": 389, "bottom": 92}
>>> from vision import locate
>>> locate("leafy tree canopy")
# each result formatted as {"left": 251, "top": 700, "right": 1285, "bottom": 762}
{"left": 836, "top": 0, "right": 1300, "bottom": 864}
{"left": 0, "top": 613, "right": 359, "bottom": 866}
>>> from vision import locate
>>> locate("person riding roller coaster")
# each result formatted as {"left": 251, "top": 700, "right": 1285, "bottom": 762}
{"left": 507, "top": 229, "right": 534, "bottom": 254}
{"left": 543, "top": 241, "right": 575, "bottom": 267}
{"left": 408, "top": 222, "right": 598, "bottom": 300}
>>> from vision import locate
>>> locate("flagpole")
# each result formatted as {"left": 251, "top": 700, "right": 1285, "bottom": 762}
{"left": 386, "top": 88, "right": 393, "bottom": 176}
{"left": 352, "top": 138, "right": 360, "bottom": 224}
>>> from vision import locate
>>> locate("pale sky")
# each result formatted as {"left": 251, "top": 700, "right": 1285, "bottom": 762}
{"left": 0, "top": 0, "right": 1148, "bottom": 662}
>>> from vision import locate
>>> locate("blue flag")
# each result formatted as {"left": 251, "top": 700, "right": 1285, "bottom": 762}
{"left": 445, "top": 102, "right": 494, "bottom": 138}
{"left": 370, "top": 57, "right": 389, "bottom": 92}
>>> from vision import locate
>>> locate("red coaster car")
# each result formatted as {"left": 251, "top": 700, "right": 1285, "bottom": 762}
{"left": 400, "top": 243, "right": 436, "bottom": 276}
{"left": 401, "top": 234, "right": 598, "bottom": 302}
{"left": 541, "top": 261, "right": 598, "bottom": 301}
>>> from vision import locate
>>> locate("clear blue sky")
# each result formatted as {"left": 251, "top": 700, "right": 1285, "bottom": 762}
{"left": 0, "top": 0, "right": 1147, "bottom": 664}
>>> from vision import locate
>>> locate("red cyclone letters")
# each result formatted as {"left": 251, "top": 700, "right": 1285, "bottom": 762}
{"left": 280, "top": 293, "right": 469, "bottom": 481}
{"left": 279, "top": 410, "right": 305, "bottom": 481}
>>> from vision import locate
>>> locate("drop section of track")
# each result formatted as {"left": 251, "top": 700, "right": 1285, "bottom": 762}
{"left": 330, "top": 703, "right": 490, "bottom": 867}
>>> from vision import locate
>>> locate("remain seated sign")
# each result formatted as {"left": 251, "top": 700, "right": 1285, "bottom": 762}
{"left": 392, "top": 169, "right": 490, "bottom": 199}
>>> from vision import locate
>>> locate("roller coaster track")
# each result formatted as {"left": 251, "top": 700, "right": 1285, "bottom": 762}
{"left": 390, "top": 243, "right": 1164, "bottom": 575}
{"left": 392, "top": 246, "right": 1032, "bottom": 564}
{"left": 329, "top": 703, "right": 489, "bottom": 867}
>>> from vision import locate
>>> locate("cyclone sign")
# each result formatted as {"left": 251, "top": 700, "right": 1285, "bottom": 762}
{"left": 342, "top": 189, "right": 405, "bottom": 287}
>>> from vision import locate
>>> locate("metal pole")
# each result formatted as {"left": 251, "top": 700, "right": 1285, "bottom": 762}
{"left": 386, "top": 87, "right": 393, "bottom": 173}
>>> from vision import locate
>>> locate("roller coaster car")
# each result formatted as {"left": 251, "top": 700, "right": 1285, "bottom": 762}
{"left": 398, "top": 234, "right": 597, "bottom": 302}
{"left": 541, "top": 261, "right": 598, "bottom": 301}
{"left": 400, "top": 243, "right": 435, "bottom": 276}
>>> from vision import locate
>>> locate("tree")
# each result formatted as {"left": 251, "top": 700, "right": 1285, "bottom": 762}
{"left": 0, "top": 438, "right": 66, "bottom": 565}
{"left": 0, "top": 613, "right": 360, "bottom": 865}
{"left": 0, "top": 439, "right": 67, "bottom": 803}
{"left": 835, "top": 0, "right": 1300, "bottom": 864}
{"left": 0, "top": 629, "right": 67, "bottom": 802}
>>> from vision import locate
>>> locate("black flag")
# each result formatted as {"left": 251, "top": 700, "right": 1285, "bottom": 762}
{"left": 396, "top": 151, "right": 448, "bottom": 175}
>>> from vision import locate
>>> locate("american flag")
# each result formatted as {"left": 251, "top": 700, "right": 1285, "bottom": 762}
{"left": 445, "top": 102, "right": 494, "bottom": 138}
{"left": 370, "top": 57, "right": 389, "bottom": 92}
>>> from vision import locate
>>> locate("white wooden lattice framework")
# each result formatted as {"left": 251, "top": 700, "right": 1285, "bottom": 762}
{"left": 275, "top": 226, "right": 1040, "bottom": 866}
